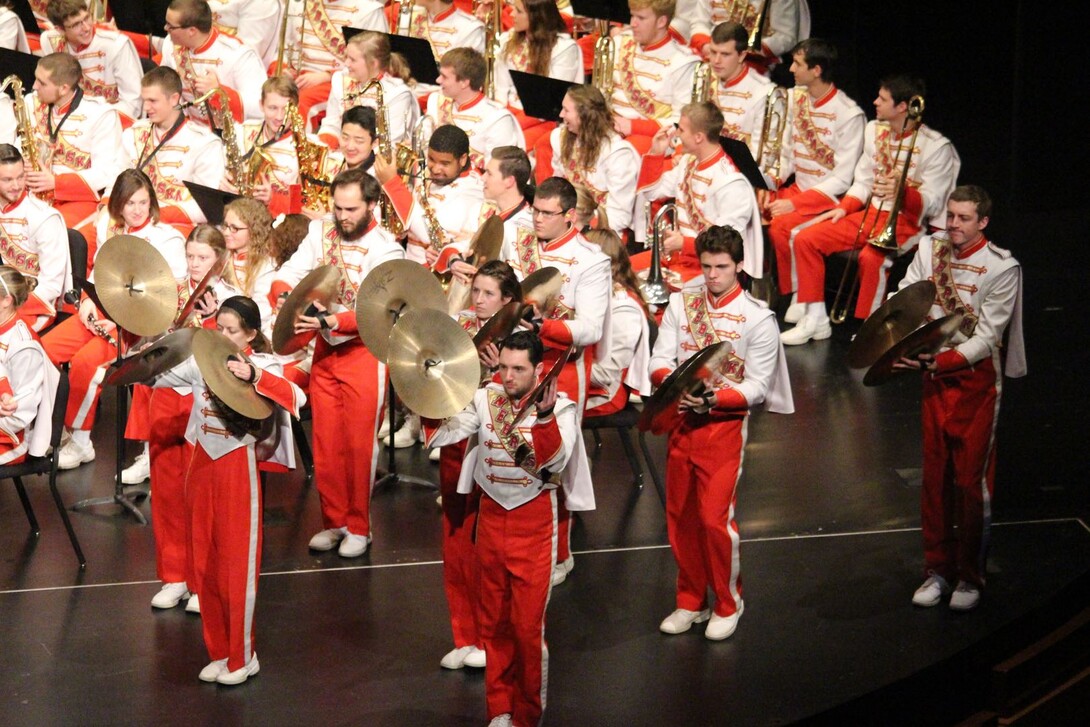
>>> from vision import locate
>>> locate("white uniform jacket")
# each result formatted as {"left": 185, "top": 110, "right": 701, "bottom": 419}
{"left": 0, "top": 191, "right": 71, "bottom": 319}
{"left": 493, "top": 200, "right": 535, "bottom": 280}
{"left": 209, "top": 0, "right": 283, "bottom": 67}
{"left": 283, "top": 0, "right": 388, "bottom": 74}
{"left": 40, "top": 25, "right": 144, "bottom": 120}
{"left": 25, "top": 91, "right": 123, "bottom": 201}
{"left": 425, "top": 92, "right": 524, "bottom": 167}
{"left": 1, "top": 7, "right": 30, "bottom": 53}
{"left": 548, "top": 129, "right": 640, "bottom": 234}
{"left": 588, "top": 286, "right": 652, "bottom": 410}
{"left": 686, "top": 0, "right": 810, "bottom": 59}
{"left": 318, "top": 72, "right": 418, "bottom": 146}
{"left": 776, "top": 85, "right": 864, "bottom": 202}
{"left": 161, "top": 29, "right": 268, "bottom": 123}
{"left": 493, "top": 32, "right": 583, "bottom": 110}
{"left": 0, "top": 323, "right": 59, "bottom": 463}
{"left": 407, "top": 4, "right": 486, "bottom": 59}
{"left": 237, "top": 121, "right": 300, "bottom": 193}
{"left": 609, "top": 31, "right": 699, "bottom": 129}
{"left": 713, "top": 65, "right": 774, "bottom": 163}
{"left": 383, "top": 169, "right": 487, "bottom": 267}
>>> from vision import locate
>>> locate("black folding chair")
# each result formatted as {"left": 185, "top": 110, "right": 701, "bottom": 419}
{"left": 1, "top": 366, "right": 86, "bottom": 568}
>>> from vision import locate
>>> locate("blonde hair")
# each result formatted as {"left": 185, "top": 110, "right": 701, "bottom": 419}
{"left": 0, "top": 265, "right": 30, "bottom": 308}
{"left": 261, "top": 75, "right": 299, "bottom": 105}
{"left": 347, "top": 31, "right": 413, "bottom": 84}
{"left": 628, "top": 0, "right": 676, "bottom": 21}
{"left": 223, "top": 198, "right": 274, "bottom": 297}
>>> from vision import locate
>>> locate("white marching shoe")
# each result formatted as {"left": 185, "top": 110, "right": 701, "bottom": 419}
{"left": 216, "top": 655, "right": 259, "bottom": 686}
{"left": 705, "top": 602, "right": 744, "bottom": 641}
{"left": 186, "top": 594, "right": 201, "bottom": 614}
{"left": 462, "top": 646, "right": 486, "bottom": 668}
{"left": 58, "top": 439, "right": 95, "bottom": 470}
{"left": 121, "top": 451, "right": 150, "bottom": 484}
{"left": 659, "top": 608, "right": 711, "bottom": 635}
{"left": 551, "top": 555, "right": 574, "bottom": 586}
{"left": 308, "top": 527, "right": 347, "bottom": 551}
{"left": 151, "top": 582, "right": 190, "bottom": 609}
{"left": 337, "top": 532, "right": 371, "bottom": 558}
{"left": 780, "top": 316, "right": 832, "bottom": 346}
{"left": 784, "top": 301, "right": 806, "bottom": 324}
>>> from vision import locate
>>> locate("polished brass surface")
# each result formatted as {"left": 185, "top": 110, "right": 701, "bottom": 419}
{"left": 638, "top": 341, "right": 734, "bottom": 435}
{"left": 863, "top": 312, "right": 964, "bottom": 386}
{"left": 191, "top": 328, "right": 273, "bottom": 420}
{"left": 94, "top": 235, "right": 177, "bottom": 336}
{"left": 272, "top": 265, "right": 341, "bottom": 355}
{"left": 847, "top": 280, "right": 937, "bottom": 369}
{"left": 105, "top": 328, "right": 198, "bottom": 386}
{"left": 388, "top": 308, "right": 480, "bottom": 419}
{"left": 355, "top": 259, "right": 447, "bottom": 362}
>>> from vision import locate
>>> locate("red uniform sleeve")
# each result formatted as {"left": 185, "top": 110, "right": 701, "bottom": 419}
{"left": 538, "top": 318, "right": 572, "bottom": 349}
{"left": 334, "top": 310, "right": 358, "bottom": 333}
{"left": 637, "top": 153, "right": 667, "bottom": 191}
{"left": 0, "top": 377, "right": 13, "bottom": 399}
{"left": 690, "top": 34, "right": 711, "bottom": 54}
{"left": 786, "top": 187, "right": 837, "bottom": 215}
{"left": 836, "top": 195, "right": 866, "bottom": 214}
{"left": 713, "top": 387, "right": 748, "bottom": 411}
{"left": 53, "top": 173, "right": 99, "bottom": 202}
{"left": 531, "top": 413, "right": 563, "bottom": 467}
{"left": 933, "top": 348, "right": 969, "bottom": 375}
{"left": 629, "top": 118, "right": 662, "bottom": 139}
{"left": 381, "top": 175, "right": 414, "bottom": 226}
{"left": 650, "top": 367, "right": 672, "bottom": 387}
{"left": 253, "top": 366, "right": 303, "bottom": 417}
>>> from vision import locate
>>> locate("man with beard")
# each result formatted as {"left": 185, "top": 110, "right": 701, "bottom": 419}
{"left": 270, "top": 167, "right": 404, "bottom": 558}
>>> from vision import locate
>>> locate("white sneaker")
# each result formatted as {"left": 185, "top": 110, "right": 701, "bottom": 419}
{"left": 440, "top": 645, "right": 474, "bottom": 670}
{"left": 390, "top": 420, "right": 418, "bottom": 449}
{"left": 186, "top": 594, "right": 201, "bottom": 614}
{"left": 338, "top": 532, "right": 371, "bottom": 558}
{"left": 488, "top": 714, "right": 513, "bottom": 727}
{"left": 121, "top": 452, "right": 151, "bottom": 484}
{"left": 463, "top": 646, "right": 486, "bottom": 668}
{"left": 659, "top": 608, "right": 711, "bottom": 635}
{"left": 949, "top": 581, "right": 981, "bottom": 611}
{"left": 780, "top": 316, "right": 832, "bottom": 346}
{"left": 912, "top": 573, "right": 951, "bottom": 607}
{"left": 58, "top": 439, "right": 95, "bottom": 470}
{"left": 198, "top": 659, "right": 228, "bottom": 683}
{"left": 551, "top": 556, "right": 574, "bottom": 586}
{"left": 378, "top": 415, "right": 392, "bottom": 439}
{"left": 705, "top": 602, "right": 744, "bottom": 641}
{"left": 216, "top": 655, "right": 259, "bottom": 685}
{"left": 784, "top": 301, "right": 806, "bottom": 324}
{"left": 308, "top": 527, "right": 347, "bottom": 551}
{"left": 428, "top": 447, "right": 440, "bottom": 462}
{"left": 150, "top": 582, "right": 190, "bottom": 609}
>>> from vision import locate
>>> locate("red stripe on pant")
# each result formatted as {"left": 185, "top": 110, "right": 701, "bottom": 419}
{"left": 149, "top": 388, "right": 193, "bottom": 584}
{"left": 921, "top": 357, "right": 999, "bottom": 588}
{"left": 188, "top": 442, "right": 262, "bottom": 672}
{"left": 768, "top": 186, "right": 823, "bottom": 295}
{"left": 478, "top": 490, "right": 557, "bottom": 727}
{"left": 310, "top": 336, "right": 385, "bottom": 536}
{"left": 41, "top": 313, "right": 115, "bottom": 430}
{"left": 440, "top": 440, "right": 481, "bottom": 649}
{"left": 665, "top": 413, "right": 746, "bottom": 617}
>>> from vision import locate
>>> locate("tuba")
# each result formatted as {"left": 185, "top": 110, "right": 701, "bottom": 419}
{"left": 287, "top": 101, "right": 331, "bottom": 211}
{"left": 830, "top": 95, "right": 926, "bottom": 324}
{"left": 639, "top": 203, "right": 677, "bottom": 307}
{"left": 1, "top": 76, "right": 52, "bottom": 203}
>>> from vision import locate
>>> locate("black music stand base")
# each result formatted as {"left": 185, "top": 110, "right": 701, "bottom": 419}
{"left": 374, "top": 378, "right": 437, "bottom": 491}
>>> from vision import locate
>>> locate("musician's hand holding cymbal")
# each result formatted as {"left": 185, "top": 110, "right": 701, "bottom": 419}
{"left": 678, "top": 386, "right": 713, "bottom": 414}
{"left": 535, "top": 378, "right": 558, "bottom": 420}
{"left": 0, "top": 393, "right": 17, "bottom": 417}
{"left": 893, "top": 352, "right": 937, "bottom": 373}
{"left": 295, "top": 300, "right": 336, "bottom": 333}
{"left": 193, "top": 289, "right": 219, "bottom": 319}
{"left": 479, "top": 341, "right": 500, "bottom": 370}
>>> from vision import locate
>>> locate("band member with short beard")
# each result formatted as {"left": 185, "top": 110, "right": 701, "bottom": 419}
{"left": 270, "top": 167, "right": 404, "bottom": 558}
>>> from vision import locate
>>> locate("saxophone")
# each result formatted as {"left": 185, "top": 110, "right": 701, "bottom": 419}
{"left": 352, "top": 80, "right": 405, "bottom": 235}
{"left": 287, "top": 102, "right": 331, "bottom": 211}
{"left": 180, "top": 88, "right": 263, "bottom": 195}
{"left": 1, "top": 75, "right": 53, "bottom": 203}
{"left": 417, "top": 178, "right": 447, "bottom": 255}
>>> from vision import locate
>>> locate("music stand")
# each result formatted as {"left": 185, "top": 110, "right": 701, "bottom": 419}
{"left": 0, "top": 49, "right": 38, "bottom": 91}
{"left": 186, "top": 180, "right": 242, "bottom": 226}
{"left": 341, "top": 28, "right": 441, "bottom": 85}
{"left": 719, "top": 136, "right": 770, "bottom": 190}
{"left": 510, "top": 71, "right": 578, "bottom": 122}
{"left": 569, "top": 0, "right": 630, "bottom": 24}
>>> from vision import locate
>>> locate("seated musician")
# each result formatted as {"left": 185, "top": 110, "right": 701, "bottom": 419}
{"left": 0, "top": 143, "right": 70, "bottom": 332}
{"left": 317, "top": 30, "right": 418, "bottom": 150}
{"left": 160, "top": 0, "right": 268, "bottom": 126}
{"left": 706, "top": 21, "right": 774, "bottom": 163}
{"left": 426, "top": 47, "right": 524, "bottom": 169}
{"left": 780, "top": 74, "right": 960, "bottom": 345}
{"left": 41, "top": 169, "right": 187, "bottom": 471}
{"left": 480, "top": 146, "right": 535, "bottom": 280}
{"left": 221, "top": 197, "right": 279, "bottom": 333}
{"left": 688, "top": 0, "right": 809, "bottom": 74}
{"left": 535, "top": 84, "right": 639, "bottom": 236}
{"left": 634, "top": 101, "right": 762, "bottom": 283}
{"left": 24, "top": 52, "right": 123, "bottom": 256}
{"left": 231, "top": 76, "right": 301, "bottom": 218}
{"left": 493, "top": 0, "right": 583, "bottom": 152}
{"left": 277, "top": 0, "right": 388, "bottom": 123}
{"left": 607, "top": 0, "right": 699, "bottom": 156}
{"left": 402, "top": 0, "right": 485, "bottom": 63}
{"left": 40, "top": 0, "right": 144, "bottom": 124}
{"left": 120, "top": 67, "right": 226, "bottom": 231}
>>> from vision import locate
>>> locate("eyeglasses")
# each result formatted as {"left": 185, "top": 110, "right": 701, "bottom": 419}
{"left": 163, "top": 21, "right": 192, "bottom": 32}
{"left": 531, "top": 207, "right": 568, "bottom": 218}
{"left": 63, "top": 15, "right": 94, "bottom": 31}
{"left": 222, "top": 223, "right": 249, "bottom": 233}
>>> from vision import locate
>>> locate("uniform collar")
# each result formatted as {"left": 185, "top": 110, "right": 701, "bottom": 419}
{"left": 813, "top": 84, "right": 838, "bottom": 108}
{"left": 0, "top": 312, "right": 19, "bottom": 337}
{"left": 457, "top": 92, "right": 486, "bottom": 111}
{"left": 193, "top": 28, "right": 218, "bottom": 55}
{"left": 541, "top": 225, "right": 578, "bottom": 252}
{"left": 641, "top": 34, "right": 671, "bottom": 52}
{"left": 724, "top": 65, "right": 749, "bottom": 88}
{"left": 696, "top": 147, "right": 725, "bottom": 171}
{"left": 706, "top": 282, "right": 742, "bottom": 309}
{"left": 1, "top": 190, "right": 28, "bottom": 214}
{"left": 432, "top": 5, "right": 456, "bottom": 22}
{"left": 955, "top": 235, "right": 988, "bottom": 260}
{"left": 126, "top": 217, "right": 152, "bottom": 234}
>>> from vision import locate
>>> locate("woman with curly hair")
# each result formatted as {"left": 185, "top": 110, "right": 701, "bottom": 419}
{"left": 221, "top": 198, "right": 278, "bottom": 332}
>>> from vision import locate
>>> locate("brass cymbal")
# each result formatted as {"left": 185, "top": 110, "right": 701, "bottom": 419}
{"left": 863, "top": 313, "right": 964, "bottom": 387}
{"left": 388, "top": 308, "right": 480, "bottom": 419}
{"left": 520, "top": 267, "right": 563, "bottom": 311}
{"left": 272, "top": 264, "right": 341, "bottom": 354}
{"left": 355, "top": 259, "right": 447, "bottom": 362}
{"left": 445, "top": 214, "right": 506, "bottom": 316}
{"left": 638, "top": 341, "right": 734, "bottom": 435}
{"left": 94, "top": 234, "right": 179, "bottom": 336}
{"left": 174, "top": 257, "right": 228, "bottom": 329}
{"left": 105, "top": 328, "right": 198, "bottom": 386}
{"left": 473, "top": 301, "right": 529, "bottom": 352}
{"left": 191, "top": 328, "right": 273, "bottom": 420}
{"left": 847, "top": 280, "right": 937, "bottom": 369}
{"left": 509, "top": 343, "right": 575, "bottom": 431}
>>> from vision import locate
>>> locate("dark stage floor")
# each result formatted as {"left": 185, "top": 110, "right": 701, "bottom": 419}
{"left": 2, "top": 263, "right": 1088, "bottom": 726}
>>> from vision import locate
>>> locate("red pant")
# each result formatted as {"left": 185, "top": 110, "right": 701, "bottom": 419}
{"left": 310, "top": 337, "right": 385, "bottom": 536}
{"left": 124, "top": 385, "right": 153, "bottom": 440}
{"left": 768, "top": 186, "right": 830, "bottom": 295}
{"left": 149, "top": 388, "right": 192, "bottom": 585}
{"left": 543, "top": 351, "right": 592, "bottom": 565}
{"left": 921, "top": 357, "right": 1000, "bottom": 588}
{"left": 188, "top": 443, "right": 262, "bottom": 672}
{"left": 41, "top": 313, "right": 116, "bottom": 430}
{"left": 665, "top": 413, "right": 746, "bottom": 617}
{"left": 440, "top": 440, "right": 481, "bottom": 649}
{"left": 477, "top": 490, "right": 557, "bottom": 727}
{"left": 298, "top": 82, "right": 332, "bottom": 131}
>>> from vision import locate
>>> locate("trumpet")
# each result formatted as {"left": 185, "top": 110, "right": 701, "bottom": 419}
{"left": 0, "top": 76, "right": 52, "bottom": 203}
{"left": 830, "top": 95, "right": 926, "bottom": 324}
{"left": 591, "top": 20, "right": 615, "bottom": 98}
{"left": 639, "top": 203, "right": 676, "bottom": 307}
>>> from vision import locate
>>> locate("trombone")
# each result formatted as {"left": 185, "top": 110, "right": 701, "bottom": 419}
{"left": 830, "top": 95, "right": 926, "bottom": 324}
{"left": 591, "top": 20, "right": 615, "bottom": 98}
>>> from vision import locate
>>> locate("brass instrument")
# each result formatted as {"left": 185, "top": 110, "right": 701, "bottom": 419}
{"left": 639, "top": 203, "right": 676, "bottom": 307}
{"left": 717, "top": 0, "right": 765, "bottom": 41}
{"left": 287, "top": 101, "right": 331, "bottom": 210}
{"left": 830, "top": 95, "right": 926, "bottom": 324}
{"left": 353, "top": 80, "right": 405, "bottom": 235}
{"left": 275, "top": 0, "right": 305, "bottom": 75}
{"left": 0, "top": 76, "right": 53, "bottom": 203}
{"left": 747, "top": 0, "right": 772, "bottom": 55}
{"left": 180, "top": 88, "right": 264, "bottom": 195}
{"left": 417, "top": 177, "right": 448, "bottom": 254}
{"left": 88, "top": 0, "right": 109, "bottom": 22}
{"left": 691, "top": 62, "right": 713, "bottom": 104}
{"left": 478, "top": 0, "right": 503, "bottom": 99}
{"left": 591, "top": 20, "right": 615, "bottom": 98}
{"left": 757, "top": 85, "right": 788, "bottom": 180}
{"left": 396, "top": 0, "right": 413, "bottom": 35}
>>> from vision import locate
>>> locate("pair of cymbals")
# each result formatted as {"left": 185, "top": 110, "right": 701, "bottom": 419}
{"left": 520, "top": 267, "right": 563, "bottom": 313}
{"left": 862, "top": 313, "right": 964, "bottom": 386}
{"left": 105, "top": 328, "right": 198, "bottom": 386}
{"left": 175, "top": 256, "right": 228, "bottom": 330}
{"left": 355, "top": 259, "right": 447, "bottom": 362}
{"left": 638, "top": 341, "right": 734, "bottom": 435}
{"left": 191, "top": 328, "right": 273, "bottom": 420}
{"left": 509, "top": 344, "right": 575, "bottom": 433}
{"left": 95, "top": 235, "right": 179, "bottom": 337}
{"left": 388, "top": 308, "right": 480, "bottom": 419}
{"left": 847, "top": 280, "right": 936, "bottom": 369}
{"left": 445, "top": 215, "right": 506, "bottom": 316}
{"left": 272, "top": 265, "right": 342, "bottom": 355}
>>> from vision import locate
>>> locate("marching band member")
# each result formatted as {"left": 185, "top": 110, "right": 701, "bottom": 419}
{"left": 689, "top": 0, "right": 810, "bottom": 72}
{"left": 493, "top": 0, "right": 582, "bottom": 152}
{"left": 41, "top": 169, "right": 187, "bottom": 471}
{"left": 895, "top": 186, "right": 1025, "bottom": 613}
{"left": 437, "top": 260, "right": 523, "bottom": 672}
{"left": 0, "top": 143, "right": 70, "bottom": 332}
{"left": 278, "top": 0, "right": 388, "bottom": 123}
{"left": 306, "top": 106, "right": 380, "bottom": 219}
{"left": 582, "top": 228, "right": 651, "bottom": 417}
{"left": 0, "top": 266, "right": 57, "bottom": 467}
{"left": 767, "top": 38, "right": 864, "bottom": 323}
{"left": 25, "top": 52, "right": 123, "bottom": 255}
{"left": 480, "top": 145, "right": 534, "bottom": 280}
{"left": 221, "top": 197, "right": 279, "bottom": 332}
{"left": 781, "top": 74, "right": 960, "bottom": 344}
{"left": 376, "top": 123, "right": 486, "bottom": 270}
{"left": 706, "top": 21, "right": 773, "bottom": 162}
{"left": 148, "top": 294, "right": 305, "bottom": 686}
{"left": 608, "top": 0, "right": 700, "bottom": 156}
{"left": 233, "top": 76, "right": 301, "bottom": 218}
{"left": 208, "top": 0, "right": 282, "bottom": 67}
{"left": 271, "top": 167, "right": 404, "bottom": 558}
{"left": 427, "top": 47, "right": 524, "bottom": 169}
{"left": 649, "top": 224, "right": 792, "bottom": 641}
{"left": 536, "top": 84, "right": 639, "bottom": 236}
{"left": 317, "top": 30, "right": 418, "bottom": 150}
{"left": 405, "top": 0, "right": 486, "bottom": 61}
{"left": 39, "top": 0, "right": 144, "bottom": 123}
{"left": 634, "top": 101, "right": 762, "bottom": 283}
{"left": 160, "top": 0, "right": 267, "bottom": 125}
{"left": 423, "top": 329, "right": 592, "bottom": 727}
{"left": 1, "top": 0, "right": 31, "bottom": 53}
{"left": 121, "top": 67, "right": 226, "bottom": 229}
